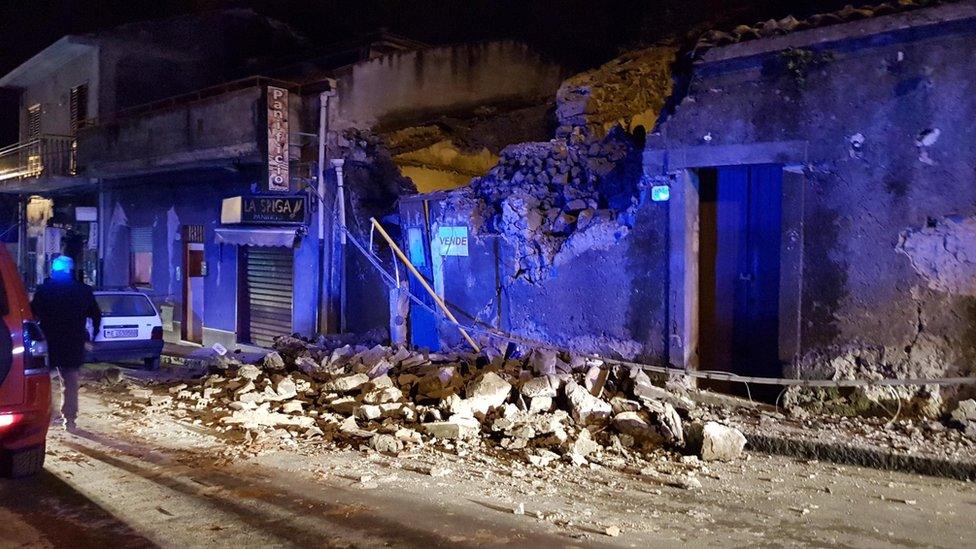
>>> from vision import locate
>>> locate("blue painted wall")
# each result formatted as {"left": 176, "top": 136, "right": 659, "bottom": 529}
{"left": 102, "top": 166, "right": 321, "bottom": 344}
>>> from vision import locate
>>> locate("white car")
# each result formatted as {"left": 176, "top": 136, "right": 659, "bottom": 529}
{"left": 86, "top": 291, "right": 164, "bottom": 369}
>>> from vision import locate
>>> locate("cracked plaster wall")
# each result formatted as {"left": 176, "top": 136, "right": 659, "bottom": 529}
{"left": 648, "top": 16, "right": 976, "bottom": 410}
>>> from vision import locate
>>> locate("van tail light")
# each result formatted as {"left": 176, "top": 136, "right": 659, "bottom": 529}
{"left": 22, "top": 320, "right": 49, "bottom": 375}
{"left": 151, "top": 326, "right": 163, "bottom": 340}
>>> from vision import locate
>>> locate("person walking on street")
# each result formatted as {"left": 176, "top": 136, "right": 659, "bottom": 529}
{"left": 30, "top": 256, "right": 101, "bottom": 431}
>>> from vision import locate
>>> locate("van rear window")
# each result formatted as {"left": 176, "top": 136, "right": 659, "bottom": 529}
{"left": 96, "top": 294, "right": 156, "bottom": 317}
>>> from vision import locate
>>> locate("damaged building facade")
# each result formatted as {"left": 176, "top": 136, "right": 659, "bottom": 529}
{"left": 398, "top": 1, "right": 976, "bottom": 412}
{"left": 0, "top": 9, "right": 564, "bottom": 349}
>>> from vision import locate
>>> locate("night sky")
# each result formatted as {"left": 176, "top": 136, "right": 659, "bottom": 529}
{"left": 0, "top": 0, "right": 871, "bottom": 144}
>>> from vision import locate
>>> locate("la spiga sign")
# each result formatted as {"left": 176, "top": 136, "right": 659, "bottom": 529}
{"left": 241, "top": 196, "right": 306, "bottom": 225}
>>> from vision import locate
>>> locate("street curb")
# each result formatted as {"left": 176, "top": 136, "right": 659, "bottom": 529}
{"left": 745, "top": 432, "right": 976, "bottom": 481}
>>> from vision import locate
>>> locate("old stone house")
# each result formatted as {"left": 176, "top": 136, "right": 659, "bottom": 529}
{"left": 397, "top": 0, "right": 976, "bottom": 411}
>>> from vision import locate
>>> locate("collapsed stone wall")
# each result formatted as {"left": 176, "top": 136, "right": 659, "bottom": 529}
{"left": 464, "top": 130, "right": 642, "bottom": 283}
{"left": 556, "top": 46, "right": 676, "bottom": 140}
{"left": 419, "top": 46, "right": 676, "bottom": 362}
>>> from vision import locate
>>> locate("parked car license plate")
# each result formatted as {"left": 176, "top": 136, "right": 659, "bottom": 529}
{"left": 104, "top": 328, "right": 138, "bottom": 339}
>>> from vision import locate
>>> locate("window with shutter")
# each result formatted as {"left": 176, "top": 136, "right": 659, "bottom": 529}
{"left": 70, "top": 84, "right": 88, "bottom": 134}
{"left": 26, "top": 104, "right": 41, "bottom": 140}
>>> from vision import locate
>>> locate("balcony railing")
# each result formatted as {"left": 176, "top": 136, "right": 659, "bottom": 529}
{"left": 0, "top": 135, "right": 76, "bottom": 182}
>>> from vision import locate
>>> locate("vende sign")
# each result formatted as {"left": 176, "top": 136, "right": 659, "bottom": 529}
{"left": 267, "top": 86, "right": 289, "bottom": 192}
{"left": 436, "top": 226, "right": 469, "bottom": 256}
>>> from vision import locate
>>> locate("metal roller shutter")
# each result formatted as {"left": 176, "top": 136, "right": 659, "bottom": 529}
{"left": 245, "top": 246, "right": 293, "bottom": 347}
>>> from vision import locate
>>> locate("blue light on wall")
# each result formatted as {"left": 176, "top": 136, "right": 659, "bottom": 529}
{"left": 651, "top": 185, "right": 670, "bottom": 202}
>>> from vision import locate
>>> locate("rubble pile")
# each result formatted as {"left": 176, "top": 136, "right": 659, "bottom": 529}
{"left": 128, "top": 337, "right": 747, "bottom": 467}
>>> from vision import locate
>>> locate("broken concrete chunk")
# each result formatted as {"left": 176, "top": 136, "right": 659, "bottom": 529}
{"left": 613, "top": 411, "right": 663, "bottom": 445}
{"left": 642, "top": 399, "right": 684, "bottom": 445}
{"left": 326, "top": 345, "right": 355, "bottom": 369}
{"left": 463, "top": 371, "right": 512, "bottom": 415}
{"left": 610, "top": 396, "right": 641, "bottom": 414}
{"left": 529, "top": 348, "right": 558, "bottom": 375}
{"left": 295, "top": 356, "right": 324, "bottom": 376}
{"left": 584, "top": 366, "right": 610, "bottom": 397}
{"left": 395, "top": 428, "right": 423, "bottom": 444}
{"left": 262, "top": 351, "right": 286, "bottom": 371}
{"left": 237, "top": 364, "right": 262, "bottom": 381}
{"left": 369, "top": 375, "right": 395, "bottom": 389}
{"left": 362, "top": 386, "right": 403, "bottom": 405}
{"left": 423, "top": 416, "right": 480, "bottom": 440}
{"left": 634, "top": 380, "right": 695, "bottom": 411}
{"left": 567, "top": 428, "right": 601, "bottom": 457}
{"left": 329, "top": 396, "right": 359, "bottom": 415}
{"left": 520, "top": 375, "right": 558, "bottom": 398}
{"left": 685, "top": 421, "right": 746, "bottom": 461}
{"left": 363, "top": 358, "right": 393, "bottom": 379}
{"left": 528, "top": 396, "right": 554, "bottom": 414}
{"left": 280, "top": 400, "right": 304, "bottom": 414}
{"left": 564, "top": 380, "right": 611, "bottom": 424}
{"left": 356, "top": 405, "right": 383, "bottom": 422}
{"left": 272, "top": 377, "right": 298, "bottom": 401}
{"left": 222, "top": 408, "right": 314, "bottom": 429}
{"left": 321, "top": 373, "right": 369, "bottom": 393}
{"left": 369, "top": 433, "right": 403, "bottom": 454}
{"left": 527, "top": 449, "right": 560, "bottom": 467}
{"left": 951, "top": 399, "right": 976, "bottom": 424}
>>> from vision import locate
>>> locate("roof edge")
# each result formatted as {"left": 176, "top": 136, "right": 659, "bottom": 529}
{"left": 0, "top": 35, "right": 97, "bottom": 89}
{"left": 698, "top": 0, "right": 976, "bottom": 65}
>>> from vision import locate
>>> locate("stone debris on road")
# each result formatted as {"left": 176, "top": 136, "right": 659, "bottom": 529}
{"left": 110, "top": 336, "right": 754, "bottom": 476}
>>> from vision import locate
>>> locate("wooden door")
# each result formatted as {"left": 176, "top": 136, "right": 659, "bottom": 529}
{"left": 699, "top": 165, "right": 782, "bottom": 378}
{"left": 182, "top": 225, "right": 205, "bottom": 344}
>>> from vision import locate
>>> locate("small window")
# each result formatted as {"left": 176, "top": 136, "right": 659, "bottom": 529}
{"left": 26, "top": 104, "right": 41, "bottom": 140}
{"left": 70, "top": 84, "right": 89, "bottom": 134}
{"left": 130, "top": 227, "right": 153, "bottom": 287}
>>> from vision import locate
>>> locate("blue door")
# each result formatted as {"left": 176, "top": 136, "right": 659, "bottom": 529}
{"left": 399, "top": 201, "right": 440, "bottom": 351}
{"left": 699, "top": 165, "right": 782, "bottom": 379}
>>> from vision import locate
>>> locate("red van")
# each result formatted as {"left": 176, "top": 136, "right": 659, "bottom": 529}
{"left": 0, "top": 246, "right": 50, "bottom": 477}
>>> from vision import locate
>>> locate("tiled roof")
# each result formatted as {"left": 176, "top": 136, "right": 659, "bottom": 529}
{"left": 692, "top": 0, "right": 951, "bottom": 57}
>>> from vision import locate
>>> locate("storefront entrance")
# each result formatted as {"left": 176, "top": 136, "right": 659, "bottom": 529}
{"left": 240, "top": 245, "right": 293, "bottom": 347}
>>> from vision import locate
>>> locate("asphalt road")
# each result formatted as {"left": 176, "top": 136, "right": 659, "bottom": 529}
{"left": 2, "top": 371, "right": 976, "bottom": 548}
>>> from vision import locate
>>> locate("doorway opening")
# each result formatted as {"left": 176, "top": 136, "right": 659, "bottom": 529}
{"left": 697, "top": 165, "right": 783, "bottom": 387}
{"left": 181, "top": 225, "right": 205, "bottom": 344}
{"left": 239, "top": 245, "right": 293, "bottom": 348}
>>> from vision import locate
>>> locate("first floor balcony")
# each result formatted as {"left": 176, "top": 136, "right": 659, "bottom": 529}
{"left": 0, "top": 135, "right": 77, "bottom": 191}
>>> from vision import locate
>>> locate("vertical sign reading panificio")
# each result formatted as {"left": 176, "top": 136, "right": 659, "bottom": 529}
{"left": 267, "top": 86, "right": 289, "bottom": 192}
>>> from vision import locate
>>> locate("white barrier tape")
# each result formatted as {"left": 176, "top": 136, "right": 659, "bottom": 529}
{"left": 341, "top": 222, "right": 976, "bottom": 389}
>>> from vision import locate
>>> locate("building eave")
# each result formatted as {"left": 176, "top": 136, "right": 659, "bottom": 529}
{"left": 0, "top": 36, "right": 97, "bottom": 89}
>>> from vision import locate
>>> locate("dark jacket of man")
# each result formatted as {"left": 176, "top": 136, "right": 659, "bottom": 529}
{"left": 31, "top": 276, "right": 101, "bottom": 370}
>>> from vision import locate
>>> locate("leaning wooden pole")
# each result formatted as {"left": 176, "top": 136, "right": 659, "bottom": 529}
{"left": 369, "top": 217, "right": 481, "bottom": 353}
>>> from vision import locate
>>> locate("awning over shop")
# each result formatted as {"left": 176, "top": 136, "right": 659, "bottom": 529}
{"left": 214, "top": 226, "right": 299, "bottom": 248}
